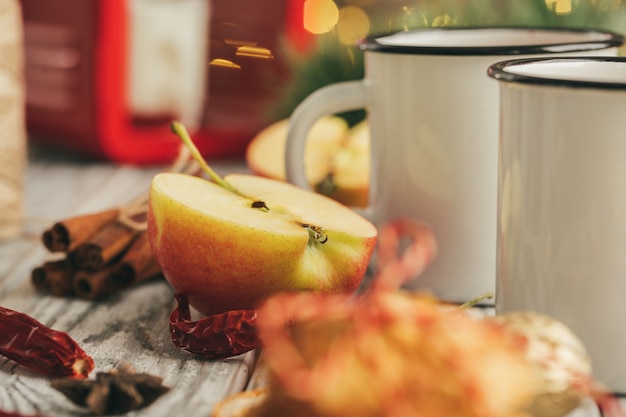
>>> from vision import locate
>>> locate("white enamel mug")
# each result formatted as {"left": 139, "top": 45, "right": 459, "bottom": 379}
{"left": 489, "top": 57, "right": 626, "bottom": 393}
{"left": 285, "top": 28, "right": 623, "bottom": 304}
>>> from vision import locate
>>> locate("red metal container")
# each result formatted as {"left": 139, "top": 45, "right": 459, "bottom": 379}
{"left": 21, "top": 0, "right": 310, "bottom": 164}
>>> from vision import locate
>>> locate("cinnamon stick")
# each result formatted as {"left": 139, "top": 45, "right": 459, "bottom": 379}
{"left": 73, "top": 268, "right": 112, "bottom": 300}
{"left": 42, "top": 209, "right": 121, "bottom": 253}
{"left": 73, "top": 266, "right": 162, "bottom": 301}
{"left": 72, "top": 231, "right": 162, "bottom": 300}
{"left": 114, "top": 258, "right": 162, "bottom": 287}
{"left": 110, "top": 232, "right": 161, "bottom": 286}
{"left": 31, "top": 259, "right": 75, "bottom": 296}
{"left": 68, "top": 221, "right": 139, "bottom": 271}
{"left": 72, "top": 265, "right": 163, "bottom": 300}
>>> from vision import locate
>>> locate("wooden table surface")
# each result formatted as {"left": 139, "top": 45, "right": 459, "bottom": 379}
{"left": 2, "top": 145, "right": 624, "bottom": 417}
{"left": 0, "top": 145, "right": 257, "bottom": 417}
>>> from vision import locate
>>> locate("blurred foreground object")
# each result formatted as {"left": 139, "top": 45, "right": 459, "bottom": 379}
{"left": 212, "top": 220, "right": 536, "bottom": 417}
{"left": 0, "top": 0, "right": 26, "bottom": 240}
{"left": 212, "top": 218, "right": 625, "bottom": 417}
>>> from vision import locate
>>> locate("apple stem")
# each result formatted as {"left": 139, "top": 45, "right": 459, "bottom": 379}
{"left": 458, "top": 292, "right": 494, "bottom": 310}
{"left": 170, "top": 121, "right": 243, "bottom": 196}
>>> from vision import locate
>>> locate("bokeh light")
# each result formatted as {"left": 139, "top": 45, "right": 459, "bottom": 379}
{"left": 236, "top": 46, "right": 274, "bottom": 59}
{"left": 209, "top": 58, "right": 241, "bottom": 69}
{"left": 304, "top": 0, "right": 340, "bottom": 34}
{"left": 546, "top": 0, "right": 573, "bottom": 14}
{"left": 336, "top": 6, "right": 370, "bottom": 45}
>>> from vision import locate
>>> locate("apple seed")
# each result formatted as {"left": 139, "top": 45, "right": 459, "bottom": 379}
{"left": 251, "top": 201, "right": 269, "bottom": 211}
{"left": 303, "top": 224, "right": 328, "bottom": 244}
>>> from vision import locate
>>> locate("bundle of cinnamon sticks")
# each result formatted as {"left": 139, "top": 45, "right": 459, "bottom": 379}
{"left": 31, "top": 200, "right": 162, "bottom": 300}
{"left": 31, "top": 145, "right": 200, "bottom": 300}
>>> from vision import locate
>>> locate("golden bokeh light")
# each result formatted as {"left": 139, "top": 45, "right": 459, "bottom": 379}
{"left": 336, "top": 6, "right": 370, "bottom": 45}
{"left": 303, "top": 0, "right": 339, "bottom": 34}
{"left": 546, "top": 0, "right": 573, "bottom": 14}
{"left": 236, "top": 46, "right": 274, "bottom": 59}
{"left": 223, "top": 39, "right": 258, "bottom": 47}
{"left": 209, "top": 58, "right": 242, "bottom": 69}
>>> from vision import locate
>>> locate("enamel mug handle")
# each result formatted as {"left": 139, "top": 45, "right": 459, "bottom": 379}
{"left": 285, "top": 80, "right": 368, "bottom": 190}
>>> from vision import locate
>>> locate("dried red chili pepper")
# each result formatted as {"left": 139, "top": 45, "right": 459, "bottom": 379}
{"left": 169, "top": 293, "right": 259, "bottom": 359}
{"left": 0, "top": 411, "right": 49, "bottom": 417}
{"left": 0, "top": 411, "right": 50, "bottom": 417}
{"left": 0, "top": 305, "right": 94, "bottom": 378}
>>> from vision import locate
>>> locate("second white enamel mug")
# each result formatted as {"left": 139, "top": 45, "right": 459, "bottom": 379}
{"left": 490, "top": 56, "right": 626, "bottom": 394}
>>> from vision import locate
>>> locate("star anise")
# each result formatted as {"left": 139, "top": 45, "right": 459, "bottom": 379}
{"left": 51, "top": 369, "right": 170, "bottom": 415}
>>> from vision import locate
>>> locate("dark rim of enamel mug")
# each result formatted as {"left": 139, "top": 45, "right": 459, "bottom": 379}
{"left": 487, "top": 56, "right": 626, "bottom": 90}
{"left": 358, "top": 26, "right": 624, "bottom": 56}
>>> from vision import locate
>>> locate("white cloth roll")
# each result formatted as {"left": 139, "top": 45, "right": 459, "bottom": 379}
{"left": 0, "top": 0, "right": 26, "bottom": 240}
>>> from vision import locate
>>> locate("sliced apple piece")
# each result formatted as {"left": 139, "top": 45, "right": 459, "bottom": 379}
{"left": 246, "top": 116, "right": 349, "bottom": 186}
{"left": 321, "top": 120, "right": 370, "bottom": 208}
{"left": 246, "top": 116, "right": 371, "bottom": 208}
{"left": 147, "top": 172, "right": 377, "bottom": 316}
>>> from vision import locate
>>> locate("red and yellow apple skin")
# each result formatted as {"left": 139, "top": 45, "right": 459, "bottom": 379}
{"left": 147, "top": 172, "right": 378, "bottom": 317}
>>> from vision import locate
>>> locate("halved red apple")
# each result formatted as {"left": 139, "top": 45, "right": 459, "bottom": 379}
{"left": 148, "top": 170, "right": 377, "bottom": 316}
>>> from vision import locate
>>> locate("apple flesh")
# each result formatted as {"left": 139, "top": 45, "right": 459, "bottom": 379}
{"left": 246, "top": 117, "right": 370, "bottom": 208}
{"left": 321, "top": 120, "right": 370, "bottom": 208}
{"left": 147, "top": 172, "right": 377, "bottom": 316}
{"left": 246, "top": 116, "right": 348, "bottom": 187}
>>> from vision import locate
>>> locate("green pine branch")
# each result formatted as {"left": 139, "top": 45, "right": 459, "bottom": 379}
{"left": 271, "top": 0, "right": 626, "bottom": 122}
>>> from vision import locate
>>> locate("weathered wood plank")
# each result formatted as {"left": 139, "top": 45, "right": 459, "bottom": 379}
{"left": 0, "top": 146, "right": 257, "bottom": 416}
